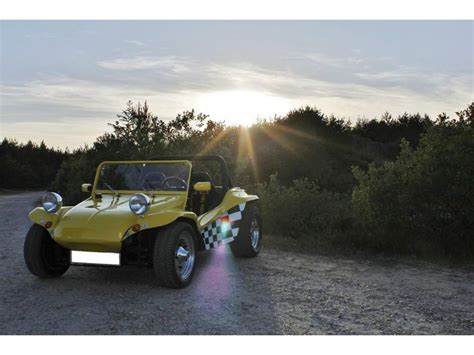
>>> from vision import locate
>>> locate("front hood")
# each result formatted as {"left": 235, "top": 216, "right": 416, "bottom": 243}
{"left": 53, "top": 193, "right": 186, "bottom": 252}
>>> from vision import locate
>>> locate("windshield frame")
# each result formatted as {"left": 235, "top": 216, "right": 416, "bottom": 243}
{"left": 92, "top": 160, "right": 192, "bottom": 196}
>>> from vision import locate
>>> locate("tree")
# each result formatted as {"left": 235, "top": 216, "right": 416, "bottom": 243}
{"left": 107, "top": 101, "right": 166, "bottom": 157}
{"left": 352, "top": 103, "right": 474, "bottom": 258}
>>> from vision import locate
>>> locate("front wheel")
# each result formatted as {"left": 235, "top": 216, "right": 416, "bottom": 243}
{"left": 230, "top": 204, "right": 262, "bottom": 258}
{"left": 153, "top": 222, "right": 197, "bottom": 288}
{"left": 24, "top": 224, "right": 70, "bottom": 278}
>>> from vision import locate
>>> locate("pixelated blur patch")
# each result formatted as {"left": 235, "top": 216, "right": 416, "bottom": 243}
{"left": 71, "top": 251, "right": 120, "bottom": 265}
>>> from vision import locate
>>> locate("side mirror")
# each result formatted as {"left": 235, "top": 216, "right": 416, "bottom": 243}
{"left": 193, "top": 182, "right": 211, "bottom": 193}
{"left": 82, "top": 183, "right": 92, "bottom": 193}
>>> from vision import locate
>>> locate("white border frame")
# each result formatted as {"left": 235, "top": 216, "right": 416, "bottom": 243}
{"left": 1, "top": 0, "right": 473, "bottom": 19}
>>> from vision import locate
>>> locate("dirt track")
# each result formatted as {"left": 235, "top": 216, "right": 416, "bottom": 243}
{"left": 0, "top": 191, "right": 473, "bottom": 334}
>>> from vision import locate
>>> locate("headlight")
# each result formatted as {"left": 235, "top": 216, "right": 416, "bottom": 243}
{"left": 129, "top": 193, "right": 151, "bottom": 215}
{"left": 42, "top": 192, "right": 63, "bottom": 213}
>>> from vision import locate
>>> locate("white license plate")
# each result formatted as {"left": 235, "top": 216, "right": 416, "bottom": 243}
{"left": 71, "top": 251, "right": 120, "bottom": 266}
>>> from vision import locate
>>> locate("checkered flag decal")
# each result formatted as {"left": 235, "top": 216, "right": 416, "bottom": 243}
{"left": 201, "top": 202, "right": 246, "bottom": 250}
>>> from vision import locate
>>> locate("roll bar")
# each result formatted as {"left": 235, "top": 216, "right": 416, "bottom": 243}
{"left": 149, "top": 155, "right": 233, "bottom": 191}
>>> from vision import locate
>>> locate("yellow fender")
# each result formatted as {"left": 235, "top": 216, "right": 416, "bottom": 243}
{"left": 29, "top": 206, "right": 72, "bottom": 233}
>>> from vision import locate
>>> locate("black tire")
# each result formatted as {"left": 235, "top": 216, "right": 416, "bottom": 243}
{"left": 230, "top": 204, "right": 262, "bottom": 258}
{"left": 153, "top": 222, "right": 197, "bottom": 288}
{"left": 24, "top": 224, "right": 70, "bottom": 278}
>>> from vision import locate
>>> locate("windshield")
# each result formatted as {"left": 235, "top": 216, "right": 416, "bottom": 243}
{"left": 96, "top": 162, "right": 191, "bottom": 193}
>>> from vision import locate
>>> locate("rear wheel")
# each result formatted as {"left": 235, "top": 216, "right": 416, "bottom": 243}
{"left": 24, "top": 224, "right": 70, "bottom": 278}
{"left": 153, "top": 222, "right": 196, "bottom": 288}
{"left": 230, "top": 204, "right": 262, "bottom": 258}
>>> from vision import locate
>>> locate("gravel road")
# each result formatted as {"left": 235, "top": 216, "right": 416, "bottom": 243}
{"left": 0, "top": 191, "right": 473, "bottom": 335}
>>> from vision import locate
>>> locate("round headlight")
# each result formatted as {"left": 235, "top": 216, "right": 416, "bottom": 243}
{"left": 42, "top": 192, "right": 63, "bottom": 213}
{"left": 129, "top": 193, "right": 151, "bottom": 215}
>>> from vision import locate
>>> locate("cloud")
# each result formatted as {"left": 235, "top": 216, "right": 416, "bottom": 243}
{"left": 97, "top": 56, "right": 190, "bottom": 73}
{"left": 1, "top": 77, "right": 125, "bottom": 114}
{"left": 355, "top": 71, "right": 419, "bottom": 81}
{"left": 304, "top": 52, "right": 365, "bottom": 68}
{"left": 1, "top": 120, "right": 108, "bottom": 151}
{"left": 203, "top": 62, "right": 472, "bottom": 118}
{"left": 94, "top": 54, "right": 472, "bottom": 109}
{"left": 2, "top": 60, "right": 471, "bottom": 149}
{"left": 124, "top": 39, "right": 146, "bottom": 47}
{"left": 353, "top": 68, "right": 473, "bottom": 101}
{"left": 0, "top": 76, "right": 200, "bottom": 124}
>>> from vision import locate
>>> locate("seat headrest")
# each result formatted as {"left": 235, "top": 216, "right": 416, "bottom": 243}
{"left": 191, "top": 171, "right": 213, "bottom": 184}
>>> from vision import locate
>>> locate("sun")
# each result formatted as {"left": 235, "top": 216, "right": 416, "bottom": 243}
{"left": 196, "top": 89, "right": 290, "bottom": 126}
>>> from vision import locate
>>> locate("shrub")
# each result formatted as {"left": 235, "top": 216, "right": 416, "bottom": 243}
{"left": 352, "top": 114, "right": 474, "bottom": 259}
{"left": 253, "top": 175, "right": 353, "bottom": 251}
{"left": 50, "top": 154, "right": 95, "bottom": 205}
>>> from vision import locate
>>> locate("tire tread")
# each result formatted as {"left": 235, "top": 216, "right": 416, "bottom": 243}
{"left": 153, "top": 222, "right": 196, "bottom": 288}
{"left": 24, "top": 224, "right": 70, "bottom": 278}
{"left": 230, "top": 204, "right": 261, "bottom": 258}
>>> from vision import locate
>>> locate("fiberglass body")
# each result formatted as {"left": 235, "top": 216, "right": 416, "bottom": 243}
{"left": 28, "top": 160, "right": 258, "bottom": 253}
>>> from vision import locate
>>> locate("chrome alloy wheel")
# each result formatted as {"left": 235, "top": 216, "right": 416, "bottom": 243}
{"left": 250, "top": 218, "right": 261, "bottom": 251}
{"left": 175, "top": 232, "right": 195, "bottom": 281}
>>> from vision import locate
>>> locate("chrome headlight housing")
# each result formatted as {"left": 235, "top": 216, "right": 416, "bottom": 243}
{"left": 129, "top": 193, "right": 151, "bottom": 215}
{"left": 42, "top": 192, "right": 63, "bottom": 213}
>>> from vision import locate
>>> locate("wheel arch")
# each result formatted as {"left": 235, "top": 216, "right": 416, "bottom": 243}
{"left": 120, "top": 214, "right": 203, "bottom": 264}
{"left": 174, "top": 216, "right": 205, "bottom": 251}
{"left": 28, "top": 206, "right": 72, "bottom": 233}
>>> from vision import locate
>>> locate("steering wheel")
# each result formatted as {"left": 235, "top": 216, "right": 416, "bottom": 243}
{"left": 161, "top": 176, "right": 187, "bottom": 191}
{"left": 142, "top": 172, "right": 166, "bottom": 190}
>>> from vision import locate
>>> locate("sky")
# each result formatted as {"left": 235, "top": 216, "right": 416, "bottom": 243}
{"left": 1, "top": 20, "right": 473, "bottom": 149}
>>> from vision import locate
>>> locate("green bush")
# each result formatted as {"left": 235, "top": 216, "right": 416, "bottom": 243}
{"left": 51, "top": 154, "right": 96, "bottom": 205}
{"left": 253, "top": 175, "right": 353, "bottom": 251}
{"left": 352, "top": 112, "right": 474, "bottom": 259}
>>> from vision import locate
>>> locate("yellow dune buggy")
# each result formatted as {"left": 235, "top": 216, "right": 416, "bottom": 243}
{"left": 24, "top": 155, "right": 261, "bottom": 288}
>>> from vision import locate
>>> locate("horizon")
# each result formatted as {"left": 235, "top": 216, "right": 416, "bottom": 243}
{"left": 2, "top": 103, "right": 471, "bottom": 153}
{"left": 1, "top": 20, "right": 472, "bottom": 149}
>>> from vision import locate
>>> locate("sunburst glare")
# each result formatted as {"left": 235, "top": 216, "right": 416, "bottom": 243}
{"left": 238, "top": 126, "right": 259, "bottom": 181}
{"left": 197, "top": 89, "right": 291, "bottom": 126}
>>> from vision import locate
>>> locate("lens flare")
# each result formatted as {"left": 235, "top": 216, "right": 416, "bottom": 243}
{"left": 197, "top": 89, "right": 290, "bottom": 127}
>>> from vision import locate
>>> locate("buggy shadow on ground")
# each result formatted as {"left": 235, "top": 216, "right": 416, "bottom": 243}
{"left": 0, "top": 191, "right": 473, "bottom": 334}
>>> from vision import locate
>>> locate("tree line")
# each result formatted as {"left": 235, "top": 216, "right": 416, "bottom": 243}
{"left": 1, "top": 139, "right": 68, "bottom": 189}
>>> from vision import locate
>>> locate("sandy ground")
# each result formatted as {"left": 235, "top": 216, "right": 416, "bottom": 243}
{"left": 0, "top": 191, "right": 473, "bottom": 335}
